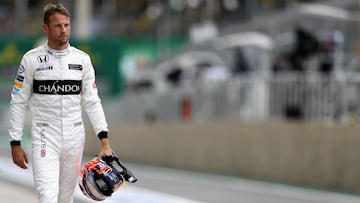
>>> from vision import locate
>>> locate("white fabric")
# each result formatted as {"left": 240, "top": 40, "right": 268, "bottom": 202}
{"left": 8, "top": 42, "right": 108, "bottom": 203}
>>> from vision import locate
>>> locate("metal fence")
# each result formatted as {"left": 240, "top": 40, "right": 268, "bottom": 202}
{"left": 5, "top": 71, "right": 358, "bottom": 125}
{"left": 104, "top": 72, "right": 360, "bottom": 125}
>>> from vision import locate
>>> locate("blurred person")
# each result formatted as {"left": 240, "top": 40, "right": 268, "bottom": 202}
{"left": 8, "top": 3, "right": 113, "bottom": 203}
{"left": 272, "top": 27, "right": 320, "bottom": 72}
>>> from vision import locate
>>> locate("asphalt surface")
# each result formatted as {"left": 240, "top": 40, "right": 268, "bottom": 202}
{"left": 3, "top": 150, "right": 360, "bottom": 203}
{"left": 0, "top": 148, "right": 201, "bottom": 203}
{"left": 130, "top": 163, "right": 360, "bottom": 203}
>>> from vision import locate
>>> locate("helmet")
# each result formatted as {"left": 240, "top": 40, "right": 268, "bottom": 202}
{"left": 78, "top": 153, "right": 137, "bottom": 201}
{"left": 78, "top": 158, "right": 124, "bottom": 201}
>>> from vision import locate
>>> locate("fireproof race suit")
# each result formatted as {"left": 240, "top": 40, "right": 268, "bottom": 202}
{"left": 8, "top": 42, "right": 108, "bottom": 203}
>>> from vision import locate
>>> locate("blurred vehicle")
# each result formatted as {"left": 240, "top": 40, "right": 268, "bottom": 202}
{"left": 120, "top": 31, "right": 274, "bottom": 121}
{"left": 151, "top": 31, "right": 274, "bottom": 90}
{"left": 154, "top": 50, "right": 227, "bottom": 90}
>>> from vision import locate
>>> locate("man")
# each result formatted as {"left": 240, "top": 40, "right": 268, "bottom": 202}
{"left": 8, "top": 3, "right": 113, "bottom": 203}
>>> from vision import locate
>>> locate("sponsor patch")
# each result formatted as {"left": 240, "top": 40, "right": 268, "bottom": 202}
{"left": 17, "top": 64, "right": 25, "bottom": 75}
{"left": 16, "top": 74, "right": 24, "bottom": 82}
{"left": 41, "top": 149, "right": 46, "bottom": 157}
{"left": 74, "top": 121, "right": 82, "bottom": 127}
{"left": 68, "top": 64, "right": 82, "bottom": 71}
{"left": 13, "top": 80, "right": 23, "bottom": 89}
{"left": 36, "top": 66, "right": 53, "bottom": 72}
{"left": 36, "top": 122, "right": 49, "bottom": 127}
{"left": 40, "top": 129, "right": 46, "bottom": 157}
{"left": 33, "top": 80, "right": 82, "bottom": 95}
{"left": 11, "top": 87, "right": 20, "bottom": 94}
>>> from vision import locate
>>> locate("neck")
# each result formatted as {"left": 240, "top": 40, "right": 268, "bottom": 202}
{"left": 46, "top": 43, "right": 70, "bottom": 56}
{"left": 47, "top": 41, "right": 69, "bottom": 51}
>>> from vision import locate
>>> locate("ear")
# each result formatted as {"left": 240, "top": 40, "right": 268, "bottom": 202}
{"left": 42, "top": 23, "right": 48, "bottom": 33}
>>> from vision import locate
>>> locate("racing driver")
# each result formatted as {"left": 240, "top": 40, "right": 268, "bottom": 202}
{"left": 8, "top": 3, "right": 113, "bottom": 203}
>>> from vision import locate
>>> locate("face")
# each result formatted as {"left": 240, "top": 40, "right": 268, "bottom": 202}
{"left": 43, "top": 13, "right": 70, "bottom": 49}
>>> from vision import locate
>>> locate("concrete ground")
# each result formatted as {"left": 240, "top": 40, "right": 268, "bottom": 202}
{"left": 3, "top": 153, "right": 360, "bottom": 203}
{"left": 0, "top": 180, "right": 37, "bottom": 203}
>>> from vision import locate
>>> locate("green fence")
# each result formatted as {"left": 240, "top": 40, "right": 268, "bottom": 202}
{"left": 0, "top": 36, "right": 186, "bottom": 102}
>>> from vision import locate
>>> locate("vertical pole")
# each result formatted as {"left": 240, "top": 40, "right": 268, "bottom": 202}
{"left": 74, "top": 0, "right": 93, "bottom": 39}
{"left": 15, "top": 0, "right": 27, "bottom": 35}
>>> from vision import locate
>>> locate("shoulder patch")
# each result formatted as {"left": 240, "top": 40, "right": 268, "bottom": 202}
{"left": 17, "top": 64, "right": 25, "bottom": 76}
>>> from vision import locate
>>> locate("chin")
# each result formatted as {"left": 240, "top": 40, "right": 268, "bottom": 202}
{"left": 57, "top": 40, "right": 69, "bottom": 46}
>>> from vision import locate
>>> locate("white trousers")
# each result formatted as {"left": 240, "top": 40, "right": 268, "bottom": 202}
{"left": 31, "top": 119, "right": 85, "bottom": 203}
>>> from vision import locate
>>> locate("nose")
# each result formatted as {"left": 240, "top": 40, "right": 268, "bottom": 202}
{"left": 60, "top": 25, "right": 67, "bottom": 31}
{"left": 59, "top": 24, "right": 69, "bottom": 32}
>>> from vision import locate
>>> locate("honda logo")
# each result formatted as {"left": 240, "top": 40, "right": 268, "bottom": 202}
{"left": 37, "top": 55, "right": 49, "bottom": 63}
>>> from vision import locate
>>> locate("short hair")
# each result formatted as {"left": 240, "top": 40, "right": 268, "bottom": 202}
{"left": 43, "top": 3, "right": 70, "bottom": 25}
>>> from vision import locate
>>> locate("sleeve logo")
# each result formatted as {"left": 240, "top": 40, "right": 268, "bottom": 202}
{"left": 13, "top": 81, "right": 23, "bottom": 89}
{"left": 17, "top": 64, "right": 25, "bottom": 75}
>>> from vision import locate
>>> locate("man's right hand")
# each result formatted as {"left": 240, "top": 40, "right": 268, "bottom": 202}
{"left": 11, "top": 145, "right": 28, "bottom": 169}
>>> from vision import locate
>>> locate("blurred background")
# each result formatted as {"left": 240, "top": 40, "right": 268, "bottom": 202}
{"left": 1, "top": 0, "right": 360, "bottom": 202}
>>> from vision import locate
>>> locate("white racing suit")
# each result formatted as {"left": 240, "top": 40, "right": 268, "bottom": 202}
{"left": 8, "top": 42, "right": 108, "bottom": 203}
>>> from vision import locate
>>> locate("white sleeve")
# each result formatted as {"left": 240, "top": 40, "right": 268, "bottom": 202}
{"left": 8, "top": 56, "right": 34, "bottom": 142}
{"left": 81, "top": 54, "right": 108, "bottom": 136}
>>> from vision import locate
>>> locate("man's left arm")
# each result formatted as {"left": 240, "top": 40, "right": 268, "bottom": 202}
{"left": 81, "top": 54, "right": 112, "bottom": 157}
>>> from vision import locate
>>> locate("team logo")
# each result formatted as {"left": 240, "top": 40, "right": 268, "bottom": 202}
{"left": 37, "top": 55, "right": 49, "bottom": 63}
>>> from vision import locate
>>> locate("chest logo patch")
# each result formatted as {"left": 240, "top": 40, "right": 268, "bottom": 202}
{"left": 36, "top": 66, "right": 53, "bottom": 72}
{"left": 37, "top": 55, "right": 49, "bottom": 63}
{"left": 68, "top": 64, "right": 82, "bottom": 71}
